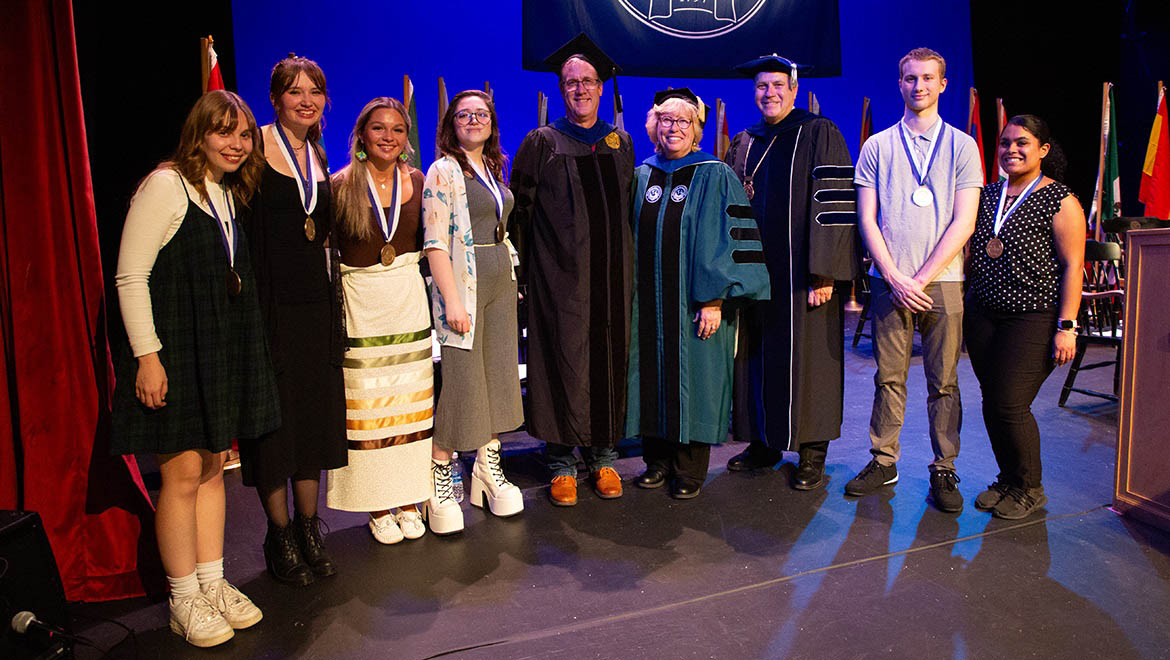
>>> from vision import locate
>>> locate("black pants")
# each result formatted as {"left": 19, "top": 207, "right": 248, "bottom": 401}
{"left": 964, "top": 304, "right": 1057, "bottom": 489}
{"left": 642, "top": 437, "right": 712, "bottom": 486}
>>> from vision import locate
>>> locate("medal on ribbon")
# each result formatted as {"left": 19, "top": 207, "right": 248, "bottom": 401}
{"left": 898, "top": 120, "right": 945, "bottom": 208}
{"left": 987, "top": 174, "right": 1043, "bottom": 258}
{"left": 206, "top": 187, "right": 241, "bottom": 296}
{"left": 365, "top": 165, "right": 402, "bottom": 266}
{"left": 272, "top": 122, "right": 319, "bottom": 241}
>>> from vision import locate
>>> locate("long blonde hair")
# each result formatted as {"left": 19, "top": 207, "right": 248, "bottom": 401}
{"left": 332, "top": 97, "right": 414, "bottom": 241}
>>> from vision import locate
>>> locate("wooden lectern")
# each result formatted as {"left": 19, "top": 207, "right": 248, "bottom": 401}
{"left": 1114, "top": 228, "right": 1170, "bottom": 532}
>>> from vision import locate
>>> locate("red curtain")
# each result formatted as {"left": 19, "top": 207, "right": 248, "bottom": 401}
{"left": 0, "top": 0, "right": 157, "bottom": 602}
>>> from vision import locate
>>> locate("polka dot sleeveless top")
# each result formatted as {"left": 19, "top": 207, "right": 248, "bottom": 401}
{"left": 968, "top": 179, "right": 1073, "bottom": 313}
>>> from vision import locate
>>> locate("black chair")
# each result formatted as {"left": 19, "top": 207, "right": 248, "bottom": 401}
{"left": 1058, "top": 240, "right": 1123, "bottom": 406}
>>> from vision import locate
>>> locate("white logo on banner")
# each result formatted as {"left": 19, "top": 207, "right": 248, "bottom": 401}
{"left": 646, "top": 185, "right": 664, "bottom": 203}
{"left": 671, "top": 185, "right": 688, "bottom": 202}
{"left": 617, "top": 0, "right": 768, "bottom": 39}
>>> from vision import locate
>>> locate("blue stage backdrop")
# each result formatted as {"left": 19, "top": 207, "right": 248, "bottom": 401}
{"left": 232, "top": 1, "right": 972, "bottom": 175}
{"left": 521, "top": 0, "right": 842, "bottom": 78}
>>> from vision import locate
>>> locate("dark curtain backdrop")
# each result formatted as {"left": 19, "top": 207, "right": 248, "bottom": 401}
{"left": 0, "top": 0, "right": 156, "bottom": 602}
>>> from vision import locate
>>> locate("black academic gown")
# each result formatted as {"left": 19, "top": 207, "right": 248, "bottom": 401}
{"left": 724, "top": 109, "right": 862, "bottom": 450}
{"left": 509, "top": 118, "right": 635, "bottom": 448}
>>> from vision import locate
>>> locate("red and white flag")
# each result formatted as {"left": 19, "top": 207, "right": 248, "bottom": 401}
{"left": 206, "top": 41, "right": 225, "bottom": 91}
{"left": 968, "top": 88, "right": 987, "bottom": 184}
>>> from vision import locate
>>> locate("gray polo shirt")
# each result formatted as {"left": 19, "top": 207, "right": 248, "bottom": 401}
{"left": 854, "top": 118, "right": 983, "bottom": 282}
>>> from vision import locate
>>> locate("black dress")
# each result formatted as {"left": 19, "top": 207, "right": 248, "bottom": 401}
{"left": 237, "top": 158, "right": 347, "bottom": 489}
{"left": 111, "top": 178, "right": 281, "bottom": 455}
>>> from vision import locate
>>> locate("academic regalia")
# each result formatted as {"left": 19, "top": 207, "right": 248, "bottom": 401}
{"left": 724, "top": 109, "right": 862, "bottom": 451}
{"left": 626, "top": 151, "right": 771, "bottom": 446}
{"left": 509, "top": 117, "right": 636, "bottom": 448}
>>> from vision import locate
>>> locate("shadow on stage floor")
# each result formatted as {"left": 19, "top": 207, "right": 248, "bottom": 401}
{"left": 73, "top": 312, "right": 1170, "bottom": 659}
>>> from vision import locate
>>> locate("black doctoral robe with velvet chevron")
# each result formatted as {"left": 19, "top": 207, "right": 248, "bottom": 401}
{"left": 508, "top": 118, "right": 635, "bottom": 448}
{"left": 725, "top": 109, "right": 862, "bottom": 450}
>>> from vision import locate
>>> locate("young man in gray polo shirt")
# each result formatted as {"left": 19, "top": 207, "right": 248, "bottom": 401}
{"left": 848, "top": 47, "right": 982, "bottom": 512}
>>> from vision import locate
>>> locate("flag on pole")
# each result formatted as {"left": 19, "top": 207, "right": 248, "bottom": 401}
{"left": 1139, "top": 82, "right": 1170, "bottom": 219}
{"left": 713, "top": 99, "right": 730, "bottom": 161}
{"left": 967, "top": 88, "right": 987, "bottom": 184}
{"left": 612, "top": 77, "right": 625, "bottom": 132}
{"left": 537, "top": 91, "right": 548, "bottom": 127}
{"left": 859, "top": 97, "right": 873, "bottom": 148}
{"left": 404, "top": 75, "right": 421, "bottom": 169}
{"left": 436, "top": 77, "right": 449, "bottom": 161}
{"left": 484, "top": 81, "right": 492, "bottom": 98}
{"left": 808, "top": 91, "right": 820, "bottom": 115}
{"left": 201, "top": 36, "right": 225, "bottom": 92}
{"left": 1089, "top": 83, "right": 1121, "bottom": 240}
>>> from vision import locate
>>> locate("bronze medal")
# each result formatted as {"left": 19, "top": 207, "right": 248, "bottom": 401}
{"left": 743, "top": 178, "right": 755, "bottom": 201}
{"left": 380, "top": 242, "right": 396, "bottom": 267}
{"left": 986, "top": 237, "right": 1004, "bottom": 258}
{"left": 226, "top": 268, "right": 242, "bottom": 296}
{"left": 495, "top": 221, "right": 506, "bottom": 243}
{"left": 304, "top": 216, "right": 317, "bottom": 241}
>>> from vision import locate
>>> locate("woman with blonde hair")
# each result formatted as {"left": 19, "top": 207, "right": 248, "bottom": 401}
{"left": 627, "top": 88, "right": 771, "bottom": 499}
{"left": 111, "top": 90, "right": 278, "bottom": 647}
{"left": 326, "top": 96, "right": 432, "bottom": 544}
{"left": 422, "top": 90, "right": 524, "bottom": 534}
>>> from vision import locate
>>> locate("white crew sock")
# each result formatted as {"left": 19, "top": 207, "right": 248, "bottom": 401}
{"left": 167, "top": 570, "right": 200, "bottom": 601}
{"left": 195, "top": 558, "right": 225, "bottom": 587}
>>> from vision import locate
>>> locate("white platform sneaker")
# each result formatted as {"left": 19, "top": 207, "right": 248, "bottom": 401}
{"left": 470, "top": 440, "right": 524, "bottom": 517}
{"left": 422, "top": 459, "right": 465, "bottom": 535}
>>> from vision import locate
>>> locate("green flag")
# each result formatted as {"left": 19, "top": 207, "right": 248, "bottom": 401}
{"left": 405, "top": 75, "right": 421, "bottom": 170}
{"left": 1090, "top": 83, "right": 1121, "bottom": 239}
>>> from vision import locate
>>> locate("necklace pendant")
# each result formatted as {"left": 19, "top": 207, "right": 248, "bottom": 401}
{"left": 743, "top": 178, "right": 755, "bottom": 201}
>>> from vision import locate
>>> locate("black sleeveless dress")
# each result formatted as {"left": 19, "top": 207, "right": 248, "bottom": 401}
{"left": 110, "top": 178, "right": 281, "bottom": 454}
{"left": 236, "top": 160, "right": 347, "bottom": 489}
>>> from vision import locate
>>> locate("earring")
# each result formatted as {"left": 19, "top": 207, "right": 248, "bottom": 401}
{"left": 398, "top": 152, "right": 409, "bottom": 162}
{"left": 356, "top": 149, "right": 367, "bottom": 161}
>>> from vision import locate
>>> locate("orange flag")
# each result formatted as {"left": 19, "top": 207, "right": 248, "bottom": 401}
{"left": 1139, "top": 84, "right": 1170, "bottom": 219}
{"left": 968, "top": 88, "right": 987, "bottom": 184}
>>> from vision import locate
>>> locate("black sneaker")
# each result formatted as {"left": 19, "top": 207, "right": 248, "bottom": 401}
{"left": 993, "top": 486, "right": 1047, "bottom": 520}
{"left": 974, "top": 480, "right": 1008, "bottom": 510}
{"left": 929, "top": 469, "right": 963, "bottom": 513}
{"left": 844, "top": 459, "right": 898, "bottom": 496}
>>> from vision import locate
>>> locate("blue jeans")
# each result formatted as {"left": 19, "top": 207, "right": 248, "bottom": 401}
{"left": 545, "top": 443, "right": 618, "bottom": 478}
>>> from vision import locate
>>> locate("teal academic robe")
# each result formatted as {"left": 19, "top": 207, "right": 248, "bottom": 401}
{"left": 626, "top": 151, "right": 771, "bottom": 446}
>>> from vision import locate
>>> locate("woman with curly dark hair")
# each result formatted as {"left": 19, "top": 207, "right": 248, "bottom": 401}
{"left": 421, "top": 90, "right": 524, "bottom": 535}
{"left": 111, "top": 90, "right": 278, "bottom": 647}
{"left": 964, "top": 114, "right": 1085, "bottom": 520}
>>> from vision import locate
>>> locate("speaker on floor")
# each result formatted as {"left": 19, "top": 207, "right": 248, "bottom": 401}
{"left": 0, "top": 511, "right": 70, "bottom": 659}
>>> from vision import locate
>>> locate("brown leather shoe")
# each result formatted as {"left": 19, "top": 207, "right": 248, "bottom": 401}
{"left": 591, "top": 467, "right": 623, "bottom": 499}
{"left": 549, "top": 475, "right": 577, "bottom": 506}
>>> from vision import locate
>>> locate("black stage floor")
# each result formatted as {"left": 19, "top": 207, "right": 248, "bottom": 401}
{"left": 73, "top": 313, "right": 1170, "bottom": 659}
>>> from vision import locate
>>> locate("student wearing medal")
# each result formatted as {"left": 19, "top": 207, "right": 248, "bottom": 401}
{"left": 241, "top": 54, "right": 347, "bottom": 586}
{"left": 964, "top": 115, "right": 1084, "bottom": 519}
{"left": 422, "top": 90, "right": 524, "bottom": 534}
{"left": 111, "top": 90, "right": 279, "bottom": 647}
{"left": 325, "top": 97, "right": 432, "bottom": 544}
{"left": 850, "top": 48, "right": 983, "bottom": 512}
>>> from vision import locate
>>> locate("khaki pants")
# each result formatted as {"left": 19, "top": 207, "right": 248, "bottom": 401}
{"left": 867, "top": 277, "right": 964, "bottom": 471}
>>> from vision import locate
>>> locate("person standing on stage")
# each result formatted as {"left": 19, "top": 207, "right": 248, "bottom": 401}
{"left": 848, "top": 47, "right": 982, "bottom": 512}
{"left": 628, "top": 89, "right": 771, "bottom": 500}
{"left": 965, "top": 115, "right": 1084, "bottom": 520}
{"left": 242, "top": 55, "right": 347, "bottom": 585}
{"left": 510, "top": 34, "right": 635, "bottom": 507}
{"left": 326, "top": 97, "right": 432, "bottom": 544}
{"left": 423, "top": 90, "right": 525, "bottom": 534}
{"left": 112, "top": 91, "right": 276, "bottom": 647}
{"left": 723, "top": 54, "right": 862, "bottom": 490}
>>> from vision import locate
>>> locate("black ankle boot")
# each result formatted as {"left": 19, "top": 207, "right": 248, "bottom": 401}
{"left": 792, "top": 442, "right": 828, "bottom": 491}
{"left": 264, "top": 520, "right": 314, "bottom": 586}
{"left": 294, "top": 513, "right": 337, "bottom": 577}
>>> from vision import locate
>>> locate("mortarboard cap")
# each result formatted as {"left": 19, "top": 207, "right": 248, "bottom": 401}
{"left": 734, "top": 54, "right": 802, "bottom": 84}
{"left": 652, "top": 87, "right": 710, "bottom": 128}
{"left": 541, "top": 33, "right": 620, "bottom": 82}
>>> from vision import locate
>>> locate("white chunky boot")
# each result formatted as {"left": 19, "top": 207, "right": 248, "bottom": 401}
{"left": 422, "top": 459, "right": 465, "bottom": 535}
{"left": 470, "top": 440, "right": 524, "bottom": 517}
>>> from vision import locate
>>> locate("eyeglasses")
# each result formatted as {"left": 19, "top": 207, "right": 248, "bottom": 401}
{"left": 454, "top": 111, "right": 491, "bottom": 125}
{"left": 658, "top": 116, "right": 693, "bottom": 129}
{"left": 563, "top": 78, "right": 601, "bottom": 91}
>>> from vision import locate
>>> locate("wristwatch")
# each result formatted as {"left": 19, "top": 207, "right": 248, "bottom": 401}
{"left": 1056, "top": 318, "right": 1078, "bottom": 331}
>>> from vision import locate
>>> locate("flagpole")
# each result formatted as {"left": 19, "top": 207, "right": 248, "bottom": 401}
{"left": 1092, "top": 82, "right": 1110, "bottom": 241}
{"left": 200, "top": 36, "right": 212, "bottom": 93}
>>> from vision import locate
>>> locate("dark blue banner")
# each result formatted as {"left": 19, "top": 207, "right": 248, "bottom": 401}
{"left": 522, "top": 0, "right": 842, "bottom": 79}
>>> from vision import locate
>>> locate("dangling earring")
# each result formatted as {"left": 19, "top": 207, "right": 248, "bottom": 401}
{"left": 356, "top": 149, "right": 368, "bottom": 162}
{"left": 398, "top": 152, "right": 409, "bottom": 163}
